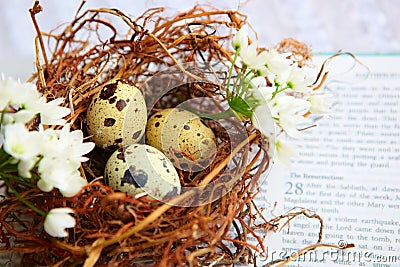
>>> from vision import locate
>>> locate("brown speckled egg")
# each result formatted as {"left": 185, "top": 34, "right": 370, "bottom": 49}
{"left": 86, "top": 79, "right": 146, "bottom": 151}
{"left": 104, "top": 144, "right": 181, "bottom": 200}
{"left": 145, "top": 108, "right": 217, "bottom": 171}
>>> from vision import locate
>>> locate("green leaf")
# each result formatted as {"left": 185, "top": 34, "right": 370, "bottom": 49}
{"left": 229, "top": 96, "right": 253, "bottom": 118}
{"left": 0, "top": 149, "right": 11, "bottom": 163}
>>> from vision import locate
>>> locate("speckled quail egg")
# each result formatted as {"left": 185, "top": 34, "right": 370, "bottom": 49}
{"left": 105, "top": 144, "right": 181, "bottom": 200}
{"left": 87, "top": 79, "right": 147, "bottom": 151}
{"left": 145, "top": 108, "right": 217, "bottom": 171}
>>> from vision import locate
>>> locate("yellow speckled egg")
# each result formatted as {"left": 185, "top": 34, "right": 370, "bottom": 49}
{"left": 86, "top": 79, "right": 147, "bottom": 151}
{"left": 145, "top": 108, "right": 217, "bottom": 171}
{"left": 105, "top": 144, "right": 181, "bottom": 200}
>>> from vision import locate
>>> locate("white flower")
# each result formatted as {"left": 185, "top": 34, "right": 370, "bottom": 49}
{"left": 14, "top": 85, "right": 42, "bottom": 108}
{"left": 37, "top": 124, "right": 93, "bottom": 197}
{"left": 308, "top": 94, "right": 332, "bottom": 114}
{"left": 3, "top": 76, "right": 41, "bottom": 109}
{"left": 38, "top": 158, "right": 79, "bottom": 192}
{"left": 274, "top": 138, "right": 298, "bottom": 166}
{"left": 264, "top": 49, "right": 292, "bottom": 75}
{"left": 38, "top": 127, "right": 60, "bottom": 157}
{"left": 0, "top": 75, "right": 92, "bottom": 198}
{"left": 44, "top": 208, "right": 76, "bottom": 237}
{"left": 37, "top": 158, "right": 68, "bottom": 191}
{"left": 275, "top": 64, "right": 313, "bottom": 92}
{"left": 272, "top": 95, "right": 311, "bottom": 116}
{"left": 59, "top": 173, "right": 87, "bottom": 197}
{"left": 29, "top": 97, "right": 71, "bottom": 125}
{"left": 57, "top": 124, "right": 95, "bottom": 162}
{"left": 3, "top": 123, "right": 42, "bottom": 177}
{"left": 3, "top": 123, "right": 41, "bottom": 161}
{"left": 0, "top": 75, "right": 15, "bottom": 110}
{"left": 3, "top": 110, "right": 36, "bottom": 125}
{"left": 271, "top": 96, "right": 311, "bottom": 137}
{"left": 278, "top": 113, "right": 306, "bottom": 138}
{"left": 232, "top": 25, "right": 248, "bottom": 50}
{"left": 40, "top": 124, "right": 94, "bottom": 165}
{"left": 239, "top": 43, "right": 268, "bottom": 73}
{"left": 0, "top": 75, "right": 70, "bottom": 126}
{"left": 0, "top": 75, "right": 39, "bottom": 110}
{"left": 251, "top": 104, "right": 276, "bottom": 139}
{"left": 37, "top": 168, "right": 87, "bottom": 197}
{"left": 37, "top": 158, "right": 67, "bottom": 189}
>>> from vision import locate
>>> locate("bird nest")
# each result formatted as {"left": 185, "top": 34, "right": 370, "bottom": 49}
{"left": 0, "top": 2, "right": 343, "bottom": 266}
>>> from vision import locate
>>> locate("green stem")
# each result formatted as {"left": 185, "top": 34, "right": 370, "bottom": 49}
{"left": 272, "top": 85, "right": 289, "bottom": 98}
{"left": 238, "top": 70, "right": 255, "bottom": 97}
{"left": 0, "top": 170, "right": 36, "bottom": 188}
{"left": 233, "top": 65, "right": 246, "bottom": 97}
{"left": 0, "top": 149, "right": 11, "bottom": 165}
{"left": 0, "top": 157, "right": 14, "bottom": 169}
{"left": 1, "top": 175, "right": 47, "bottom": 217}
{"left": 0, "top": 108, "right": 6, "bottom": 126}
{"left": 226, "top": 49, "right": 240, "bottom": 98}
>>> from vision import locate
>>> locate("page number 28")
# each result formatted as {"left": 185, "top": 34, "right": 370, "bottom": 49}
{"left": 285, "top": 182, "right": 303, "bottom": 195}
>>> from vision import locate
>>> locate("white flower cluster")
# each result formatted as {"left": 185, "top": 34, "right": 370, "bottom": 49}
{"left": 230, "top": 26, "right": 332, "bottom": 165}
{"left": 0, "top": 75, "right": 71, "bottom": 126}
{"left": 0, "top": 75, "right": 95, "bottom": 237}
{"left": 2, "top": 123, "right": 93, "bottom": 197}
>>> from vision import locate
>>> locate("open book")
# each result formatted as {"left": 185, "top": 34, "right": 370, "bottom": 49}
{"left": 257, "top": 54, "right": 400, "bottom": 266}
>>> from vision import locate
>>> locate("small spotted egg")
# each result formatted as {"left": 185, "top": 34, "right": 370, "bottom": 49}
{"left": 104, "top": 144, "right": 181, "bottom": 200}
{"left": 87, "top": 79, "right": 147, "bottom": 151}
{"left": 145, "top": 108, "right": 217, "bottom": 171}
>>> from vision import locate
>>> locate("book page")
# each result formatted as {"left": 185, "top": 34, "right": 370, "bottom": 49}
{"left": 259, "top": 54, "right": 400, "bottom": 266}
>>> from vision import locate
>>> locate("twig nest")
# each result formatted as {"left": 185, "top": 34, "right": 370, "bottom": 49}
{"left": 146, "top": 108, "right": 217, "bottom": 171}
{"left": 86, "top": 79, "right": 147, "bottom": 151}
{"left": 104, "top": 144, "right": 181, "bottom": 200}
{"left": 10, "top": 5, "right": 280, "bottom": 266}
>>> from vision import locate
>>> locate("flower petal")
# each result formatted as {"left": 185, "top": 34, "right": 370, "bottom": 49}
{"left": 275, "top": 139, "right": 298, "bottom": 167}
{"left": 18, "top": 158, "right": 37, "bottom": 178}
{"left": 44, "top": 208, "right": 75, "bottom": 238}
{"left": 37, "top": 179, "right": 54, "bottom": 192}
{"left": 59, "top": 175, "right": 87, "bottom": 197}
{"left": 232, "top": 25, "right": 248, "bottom": 50}
{"left": 251, "top": 104, "right": 276, "bottom": 139}
{"left": 308, "top": 94, "right": 332, "bottom": 114}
